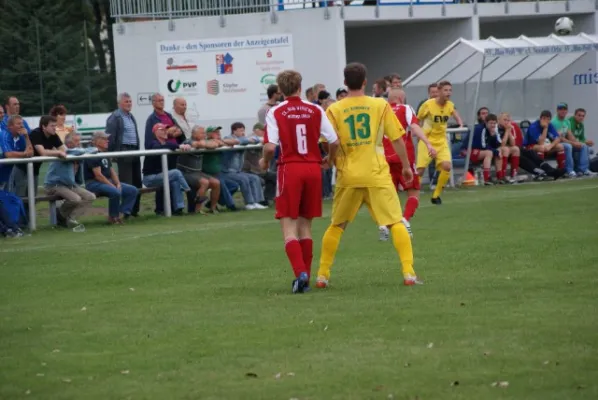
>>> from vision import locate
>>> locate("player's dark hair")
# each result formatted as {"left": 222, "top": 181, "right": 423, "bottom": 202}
{"left": 389, "top": 73, "right": 401, "bottom": 81}
{"left": 266, "top": 84, "right": 279, "bottom": 100}
{"left": 231, "top": 122, "right": 245, "bottom": 132}
{"left": 277, "top": 70, "right": 302, "bottom": 97}
{"left": 428, "top": 83, "right": 438, "bottom": 90}
{"left": 344, "top": 63, "right": 368, "bottom": 91}
{"left": 438, "top": 80, "right": 452, "bottom": 89}
{"left": 49, "top": 104, "right": 67, "bottom": 116}
{"left": 485, "top": 113, "right": 498, "bottom": 123}
{"left": 374, "top": 78, "right": 387, "bottom": 91}
{"left": 540, "top": 110, "right": 552, "bottom": 119}
{"left": 39, "top": 115, "right": 56, "bottom": 129}
{"left": 574, "top": 108, "right": 586, "bottom": 115}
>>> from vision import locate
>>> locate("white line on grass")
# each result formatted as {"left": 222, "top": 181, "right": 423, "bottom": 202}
{"left": 2, "top": 183, "right": 597, "bottom": 254}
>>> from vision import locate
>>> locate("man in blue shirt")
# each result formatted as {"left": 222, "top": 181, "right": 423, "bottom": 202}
{"left": 2, "top": 97, "right": 31, "bottom": 133}
{"left": 524, "top": 110, "right": 575, "bottom": 178}
{"left": 0, "top": 115, "right": 33, "bottom": 190}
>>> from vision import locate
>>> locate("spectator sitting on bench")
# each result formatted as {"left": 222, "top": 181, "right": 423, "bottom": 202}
{"left": 243, "top": 122, "right": 276, "bottom": 205}
{"left": 499, "top": 113, "right": 564, "bottom": 181}
{"left": 0, "top": 115, "right": 33, "bottom": 191}
{"left": 490, "top": 113, "right": 521, "bottom": 183}
{"left": 18, "top": 116, "right": 67, "bottom": 200}
{"left": 476, "top": 106, "right": 489, "bottom": 125}
{"left": 178, "top": 125, "right": 222, "bottom": 214}
{"left": 143, "top": 123, "right": 192, "bottom": 216}
{"left": 461, "top": 114, "right": 501, "bottom": 185}
{"left": 568, "top": 108, "right": 594, "bottom": 152}
{"left": 551, "top": 103, "right": 593, "bottom": 176}
{"left": 553, "top": 105, "right": 595, "bottom": 177}
{"left": 524, "top": 110, "right": 575, "bottom": 178}
{"left": 44, "top": 132, "right": 97, "bottom": 231}
{"left": 201, "top": 126, "right": 242, "bottom": 211}
{"left": 84, "top": 132, "right": 139, "bottom": 224}
{"left": 222, "top": 122, "right": 266, "bottom": 210}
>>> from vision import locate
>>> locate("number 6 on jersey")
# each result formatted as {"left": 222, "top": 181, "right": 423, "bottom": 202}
{"left": 296, "top": 124, "right": 307, "bottom": 155}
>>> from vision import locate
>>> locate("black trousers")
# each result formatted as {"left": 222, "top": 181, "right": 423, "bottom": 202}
{"left": 520, "top": 148, "right": 562, "bottom": 178}
{"left": 117, "top": 153, "right": 142, "bottom": 215}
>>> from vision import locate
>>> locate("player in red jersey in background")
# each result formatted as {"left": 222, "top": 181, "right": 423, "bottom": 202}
{"left": 260, "top": 70, "right": 339, "bottom": 294}
{"left": 378, "top": 88, "right": 436, "bottom": 241}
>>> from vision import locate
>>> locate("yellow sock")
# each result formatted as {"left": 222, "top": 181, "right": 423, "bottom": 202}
{"left": 390, "top": 223, "right": 415, "bottom": 277}
{"left": 433, "top": 169, "right": 450, "bottom": 199}
{"left": 317, "top": 225, "right": 344, "bottom": 280}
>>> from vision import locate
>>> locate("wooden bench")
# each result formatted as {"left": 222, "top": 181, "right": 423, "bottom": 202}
{"left": 22, "top": 187, "right": 159, "bottom": 226}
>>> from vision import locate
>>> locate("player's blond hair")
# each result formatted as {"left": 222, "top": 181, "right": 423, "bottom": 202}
{"left": 277, "top": 70, "right": 302, "bottom": 97}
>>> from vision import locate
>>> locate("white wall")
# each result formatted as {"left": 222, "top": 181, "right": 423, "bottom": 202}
{"left": 480, "top": 14, "right": 595, "bottom": 39}
{"left": 345, "top": 19, "right": 473, "bottom": 87}
{"left": 113, "top": 11, "right": 346, "bottom": 149}
{"left": 552, "top": 53, "right": 598, "bottom": 145}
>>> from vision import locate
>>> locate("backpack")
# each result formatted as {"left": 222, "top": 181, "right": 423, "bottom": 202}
{"left": 590, "top": 156, "right": 598, "bottom": 173}
{"left": 0, "top": 190, "right": 28, "bottom": 228}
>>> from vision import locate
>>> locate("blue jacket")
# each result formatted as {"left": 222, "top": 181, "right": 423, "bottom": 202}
{"left": 221, "top": 136, "right": 260, "bottom": 173}
{"left": 524, "top": 120, "right": 559, "bottom": 146}
{"left": 44, "top": 148, "right": 98, "bottom": 187}
{"left": 461, "top": 124, "right": 500, "bottom": 151}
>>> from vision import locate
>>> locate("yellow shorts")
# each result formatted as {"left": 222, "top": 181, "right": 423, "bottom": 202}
{"left": 416, "top": 140, "right": 451, "bottom": 169}
{"left": 331, "top": 185, "right": 403, "bottom": 227}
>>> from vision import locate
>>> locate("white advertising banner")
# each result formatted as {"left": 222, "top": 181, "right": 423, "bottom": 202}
{"left": 156, "top": 34, "right": 294, "bottom": 122}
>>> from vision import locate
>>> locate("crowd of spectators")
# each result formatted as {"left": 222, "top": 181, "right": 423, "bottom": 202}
{"left": 1, "top": 74, "right": 596, "bottom": 236}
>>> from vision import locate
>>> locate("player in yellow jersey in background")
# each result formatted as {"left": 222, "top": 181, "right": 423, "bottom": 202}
{"left": 316, "top": 62, "right": 422, "bottom": 288}
{"left": 416, "top": 80, "right": 463, "bottom": 204}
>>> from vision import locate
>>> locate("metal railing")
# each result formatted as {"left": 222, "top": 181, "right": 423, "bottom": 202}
{"left": 0, "top": 144, "right": 263, "bottom": 231}
{"left": 109, "top": 0, "right": 573, "bottom": 20}
{"left": 0, "top": 126, "right": 471, "bottom": 232}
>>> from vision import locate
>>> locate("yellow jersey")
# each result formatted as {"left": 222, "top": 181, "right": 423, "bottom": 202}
{"left": 326, "top": 96, "right": 405, "bottom": 188}
{"left": 417, "top": 98, "right": 455, "bottom": 146}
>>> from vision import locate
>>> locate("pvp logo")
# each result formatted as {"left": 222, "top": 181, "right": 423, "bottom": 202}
{"left": 260, "top": 74, "right": 276, "bottom": 90}
{"left": 167, "top": 79, "right": 198, "bottom": 93}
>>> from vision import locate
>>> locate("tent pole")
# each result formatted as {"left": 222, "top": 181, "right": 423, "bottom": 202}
{"left": 462, "top": 54, "right": 486, "bottom": 184}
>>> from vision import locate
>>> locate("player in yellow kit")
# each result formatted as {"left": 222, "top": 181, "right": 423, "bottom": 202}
{"left": 315, "top": 62, "right": 422, "bottom": 288}
{"left": 416, "top": 80, "right": 463, "bottom": 204}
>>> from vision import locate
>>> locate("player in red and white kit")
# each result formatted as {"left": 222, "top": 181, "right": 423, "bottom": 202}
{"left": 378, "top": 88, "right": 436, "bottom": 241}
{"left": 260, "top": 70, "right": 339, "bottom": 294}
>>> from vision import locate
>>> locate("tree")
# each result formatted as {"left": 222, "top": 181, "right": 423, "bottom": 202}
{"left": 0, "top": 0, "right": 116, "bottom": 116}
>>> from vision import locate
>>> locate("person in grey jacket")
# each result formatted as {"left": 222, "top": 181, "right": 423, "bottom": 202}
{"left": 44, "top": 132, "right": 97, "bottom": 231}
{"left": 105, "top": 92, "right": 142, "bottom": 216}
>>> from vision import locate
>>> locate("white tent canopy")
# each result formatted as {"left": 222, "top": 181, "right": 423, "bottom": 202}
{"left": 404, "top": 34, "right": 598, "bottom": 123}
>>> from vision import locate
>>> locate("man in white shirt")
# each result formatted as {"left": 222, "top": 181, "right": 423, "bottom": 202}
{"left": 171, "top": 97, "right": 193, "bottom": 138}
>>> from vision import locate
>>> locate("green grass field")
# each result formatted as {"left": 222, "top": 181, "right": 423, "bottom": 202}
{"left": 1, "top": 179, "right": 597, "bottom": 400}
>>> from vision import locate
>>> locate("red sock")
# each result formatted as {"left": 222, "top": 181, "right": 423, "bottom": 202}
{"left": 510, "top": 156, "right": 520, "bottom": 177}
{"left": 299, "top": 238, "right": 313, "bottom": 278}
{"left": 285, "top": 239, "right": 306, "bottom": 278}
{"left": 556, "top": 151, "right": 565, "bottom": 169}
{"left": 483, "top": 168, "right": 490, "bottom": 181}
{"left": 536, "top": 152, "right": 545, "bottom": 160}
{"left": 403, "top": 196, "right": 419, "bottom": 221}
{"left": 501, "top": 157, "right": 508, "bottom": 178}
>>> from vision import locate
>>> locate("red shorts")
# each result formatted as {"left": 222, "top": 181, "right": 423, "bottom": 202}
{"left": 468, "top": 149, "right": 483, "bottom": 163}
{"left": 388, "top": 162, "right": 420, "bottom": 191}
{"left": 275, "top": 163, "right": 322, "bottom": 220}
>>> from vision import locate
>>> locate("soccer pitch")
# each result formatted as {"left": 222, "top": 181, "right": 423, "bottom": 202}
{"left": 1, "top": 179, "right": 597, "bottom": 399}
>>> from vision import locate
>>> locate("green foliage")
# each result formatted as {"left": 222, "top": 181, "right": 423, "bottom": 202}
{"left": 0, "top": 0, "right": 115, "bottom": 115}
